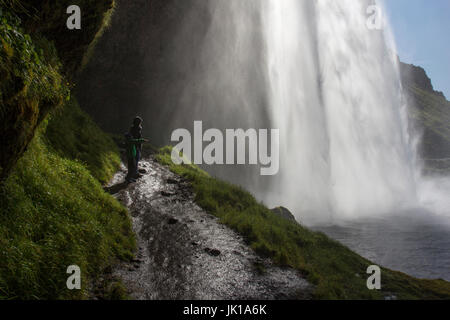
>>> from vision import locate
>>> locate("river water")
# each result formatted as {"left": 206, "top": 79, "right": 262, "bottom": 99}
{"left": 313, "top": 210, "right": 450, "bottom": 281}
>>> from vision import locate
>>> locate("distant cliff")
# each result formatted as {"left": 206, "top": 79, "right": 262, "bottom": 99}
{"left": 399, "top": 62, "right": 450, "bottom": 172}
{"left": 400, "top": 63, "right": 446, "bottom": 99}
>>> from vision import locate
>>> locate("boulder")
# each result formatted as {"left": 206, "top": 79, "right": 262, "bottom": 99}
{"left": 270, "top": 206, "right": 297, "bottom": 223}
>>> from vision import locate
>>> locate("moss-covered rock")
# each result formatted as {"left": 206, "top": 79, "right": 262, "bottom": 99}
{"left": 0, "top": 1, "right": 135, "bottom": 300}
{"left": 271, "top": 206, "right": 298, "bottom": 223}
{"left": 5, "top": 0, "right": 115, "bottom": 76}
{"left": 0, "top": 11, "right": 67, "bottom": 181}
{"left": 0, "top": 0, "right": 115, "bottom": 182}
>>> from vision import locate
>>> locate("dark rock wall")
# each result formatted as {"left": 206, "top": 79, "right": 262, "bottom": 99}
{"left": 77, "top": 0, "right": 208, "bottom": 141}
{"left": 17, "top": 0, "right": 115, "bottom": 76}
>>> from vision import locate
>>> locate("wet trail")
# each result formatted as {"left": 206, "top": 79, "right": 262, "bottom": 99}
{"left": 107, "top": 157, "right": 312, "bottom": 300}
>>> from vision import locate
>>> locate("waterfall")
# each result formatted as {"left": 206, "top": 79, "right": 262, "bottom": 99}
{"left": 159, "top": 0, "right": 428, "bottom": 224}
{"left": 262, "top": 0, "right": 418, "bottom": 223}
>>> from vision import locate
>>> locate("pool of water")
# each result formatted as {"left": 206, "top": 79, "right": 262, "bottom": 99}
{"left": 312, "top": 210, "right": 450, "bottom": 281}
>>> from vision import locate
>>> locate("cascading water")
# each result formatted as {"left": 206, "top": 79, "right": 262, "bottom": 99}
{"left": 143, "top": 0, "right": 447, "bottom": 227}
{"left": 263, "top": 0, "right": 418, "bottom": 223}
{"left": 177, "top": 0, "right": 419, "bottom": 224}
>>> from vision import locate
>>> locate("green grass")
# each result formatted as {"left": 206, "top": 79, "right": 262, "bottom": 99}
{"left": 156, "top": 146, "right": 450, "bottom": 300}
{"left": 0, "top": 112, "right": 135, "bottom": 300}
{"left": 0, "top": 1, "right": 134, "bottom": 300}
{"left": 1, "top": 0, "right": 117, "bottom": 181}
{"left": 103, "top": 280, "right": 129, "bottom": 300}
{"left": 406, "top": 85, "right": 450, "bottom": 173}
{"left": 45, "top": 97, "right": 121, "bottom": 184}
{"left": 408, "top": 85, "right": 450, "bottom": 144}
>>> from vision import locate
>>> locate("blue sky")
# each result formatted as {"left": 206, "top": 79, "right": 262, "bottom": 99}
{"left": 382, "top": 0, "right": 450, "bottom": 98}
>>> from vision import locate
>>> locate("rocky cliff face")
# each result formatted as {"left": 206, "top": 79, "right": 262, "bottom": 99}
{"left": 13, "top": 0, "right": 115, "bottom": 76}
{"left": 399, "top": 62, "right": 450, "bottom": 165}
{"left": 0, "top": 0, "right": 115, "bottom": 181}
{"left": 76, "top": 0, "right": 213, "bottom": 144}
{"left": 400, "top": 63, "right": 446, "bottom": 99}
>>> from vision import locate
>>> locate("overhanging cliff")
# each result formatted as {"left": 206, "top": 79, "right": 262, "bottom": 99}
{"left": 0, "top": 0, "right": 115, "bottom": 181}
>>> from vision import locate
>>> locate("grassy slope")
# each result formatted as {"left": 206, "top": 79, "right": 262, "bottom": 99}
{"left": 406, "top": 84, "right": 450, "bottom": 173}
{"left": 0, "top": 2, "right": 134, "bottom": 299}
{"left": 157, "top": 147, "right": 450, "bottom": 300}
{"left": 0, "top": 0, "right": 115, "bottom": 181}
{"left": 45, "top": 98, "right": 121, "bottom": 184}
{"left": 0, "top": 98, "right": 135, "bottom": 300}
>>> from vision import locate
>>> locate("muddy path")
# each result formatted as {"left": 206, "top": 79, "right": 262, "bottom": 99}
{"left": 106, "top": 157, "right": 312, "bottom": 300}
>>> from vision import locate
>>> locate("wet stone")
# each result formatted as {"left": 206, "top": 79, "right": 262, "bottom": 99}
{"left": 161, "top": 191, "right": 175, "bottom": 197}
{"left": 205, "top": 248, "right": 221, "bottom": 257}
{"left": 167, "top": 178, "right": 179, "bottom": 184}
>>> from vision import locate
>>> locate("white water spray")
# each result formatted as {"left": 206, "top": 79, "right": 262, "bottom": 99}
{"left": 263, "top": 0, "right": 418, "bottom": 223}
{"left": 165, "top": 0, "right": 447, "bottom": 224}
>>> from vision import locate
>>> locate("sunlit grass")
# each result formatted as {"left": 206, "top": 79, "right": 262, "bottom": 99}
{"left": 45, "top": 98, "right": 121, "bottom": 184}
{"left": 0, "top": 105, "right": 135, "bottom": 300}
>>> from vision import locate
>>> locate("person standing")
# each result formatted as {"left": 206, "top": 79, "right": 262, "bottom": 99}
{"left": 125, "top": 116, "right": 148, "bottom": 183}
{"left": 131, "top": 116, "right": 143, "bottom": 175}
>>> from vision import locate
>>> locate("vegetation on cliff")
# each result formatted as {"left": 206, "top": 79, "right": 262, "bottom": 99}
{"left": 45, "top": 98, "right": 121, "bottom": 184}
{"left": 400, "top": 62, "right": 450, "bottom": 173}
{"left": 1, "top": 0, "right": 115, "bottom": 182}
{"left": 0, "top": 101, "right": 135, "bottom": 299}
{"left": 0, "top": 1, "right": 134, "bottom": 300}
{"left": 0, "top": 9, "right": 67, "bottom": 181}
{"left": 0, "top": 98, "right": 135, "bottom": 299}
{"left": 3, "top": 0, "right": 115, "bottom": 76}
